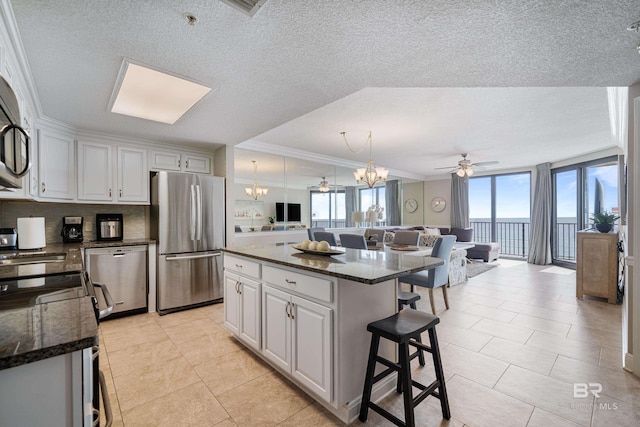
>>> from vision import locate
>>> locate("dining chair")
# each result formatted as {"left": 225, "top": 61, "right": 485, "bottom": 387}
{"left": 392, "top": 231, "right": 420, "bottom": 246}
{"left": 339, "top": 233, "right": 368, "bottom": 249}
{"left": 314, "top": 231, "right": 337, "bottom": 246}
{"left": 308, "top": 227, "right": 325, "bottom": 240}
{"left": 398, "top": 235, "right": 457, "bottom": 314}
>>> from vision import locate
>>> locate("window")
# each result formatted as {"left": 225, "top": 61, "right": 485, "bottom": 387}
{"left": 469, "top": 172, "right": 531, "bottom": 257}
{"left": 359, "top": 186, "right": 386, "bottom": 224}
{"left": 552, "top": 156, "right": 620, "bottom": 266}
{"left": 310, "top": 190, "right": 346, "bottom": 228}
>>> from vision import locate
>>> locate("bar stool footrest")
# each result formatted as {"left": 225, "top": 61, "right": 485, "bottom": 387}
{"left": 369, "top": 402, "right": 406, "bottom": 427}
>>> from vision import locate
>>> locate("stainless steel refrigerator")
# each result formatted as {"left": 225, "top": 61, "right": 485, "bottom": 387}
{"left": 151, "top": 171, "right": 225, "bottom": 314}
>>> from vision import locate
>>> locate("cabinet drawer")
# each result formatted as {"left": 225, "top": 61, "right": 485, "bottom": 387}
{"left": 263, "top": 265, "right": 332, "bottom": 303}
{"left": 224, "top": 254, "right": 261, "bottom": 279}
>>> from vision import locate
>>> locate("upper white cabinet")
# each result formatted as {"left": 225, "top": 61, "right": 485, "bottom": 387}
{"left": 38, "top": 128, "right": 76, "bottom": 200}
{"left": 77, "top": 141, "right": 112, "bottom": 201}
{"left": 150, "top": 150, "right": 211, "bottom": 174}
{"left": 117, "top": 146, "right": 148, "bottom": 202}
{"left": 77, "top": 141, "right": 148, "bottom": 203}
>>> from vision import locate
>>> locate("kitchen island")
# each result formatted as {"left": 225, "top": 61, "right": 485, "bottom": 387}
{"left": 222, "top": 243, "right": 443, "bottom": 423}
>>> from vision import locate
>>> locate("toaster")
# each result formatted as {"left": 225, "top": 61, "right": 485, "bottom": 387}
{"left": 0, "top": 228, "right": 17, "bottom": 249}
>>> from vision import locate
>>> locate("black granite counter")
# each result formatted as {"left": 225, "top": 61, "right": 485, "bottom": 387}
{"left": 0, "top": 296, "right": 98, "bottom": 370}
{"left": 223, "top": 244, "right": 444, "bottom": 284}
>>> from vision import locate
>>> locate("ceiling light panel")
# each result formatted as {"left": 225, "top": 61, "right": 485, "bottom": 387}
{"left": 110, "top": 61, "right": 212, "bottom": 124}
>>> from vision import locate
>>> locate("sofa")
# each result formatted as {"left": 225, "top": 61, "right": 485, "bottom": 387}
{"left": 373, "top": 226, "right": 500, "bottom": 263}
{"left": 439, "top": 227, "right": 500, "bottom": 262}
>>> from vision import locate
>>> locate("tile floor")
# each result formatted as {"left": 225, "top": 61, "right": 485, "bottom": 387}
{"left": 98, "top": 259, "right": 640, "bottom": 426}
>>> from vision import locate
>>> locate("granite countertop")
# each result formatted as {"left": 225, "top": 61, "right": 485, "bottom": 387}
{"left": 223, "top": 243, "right": 444, "bottom": 284}
{"left": 0, "top": 296, "right": 98, "bottom": 370}
{"left": 0, "top": 239, "right": 155, "bottom": 281}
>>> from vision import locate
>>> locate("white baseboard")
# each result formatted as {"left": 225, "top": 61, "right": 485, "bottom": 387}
{"left": 346, "top": 374, "right": 397, "bottom": 423}
{"left": 624, "top": 352, "right": 634, "bottom": 373}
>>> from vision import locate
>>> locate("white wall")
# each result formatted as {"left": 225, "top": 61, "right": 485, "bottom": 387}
{"left": 424, "top": 179, "right": 452, "bottom": 226}
{"left": 401, "top": 181, "right": 424, "bottom": 225}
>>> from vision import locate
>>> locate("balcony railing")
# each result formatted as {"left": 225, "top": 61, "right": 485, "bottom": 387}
{"left": 470, "top": 221, "right": 529, "bottom": 257}
{"left": 553, "top": 222, "right": 577, "bottom": 262}
{"left": 469, "top": 221, "right": 577, "bottom": 261}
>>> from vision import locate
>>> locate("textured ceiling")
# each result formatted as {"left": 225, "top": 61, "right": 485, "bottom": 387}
{"left": 9, "top": 0, "right": 640, "bottom": 177}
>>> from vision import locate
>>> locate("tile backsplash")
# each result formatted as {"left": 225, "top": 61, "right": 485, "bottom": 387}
{"left": 0, "top": 201, "right": 147, "bottom": 244}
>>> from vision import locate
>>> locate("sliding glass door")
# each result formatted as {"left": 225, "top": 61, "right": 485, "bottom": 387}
{"left": 551, "top": 156, "right": 619, "bottom": 266}
{"left": 469, "top": 172, "right": 531, "bottom": 257}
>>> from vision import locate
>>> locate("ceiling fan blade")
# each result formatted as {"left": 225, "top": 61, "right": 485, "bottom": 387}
{"left": 434, "top": 165, "right": 458, "bottom": 170}
{"left": 472, "top": 161, "right": 499, "bottom": 166}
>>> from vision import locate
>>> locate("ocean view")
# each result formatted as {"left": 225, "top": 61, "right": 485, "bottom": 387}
{"left": 470, "top": 217, "right": 578, "bottom": 260}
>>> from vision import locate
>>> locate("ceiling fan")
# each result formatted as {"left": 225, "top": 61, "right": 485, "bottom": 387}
{"left": 435, "top": 153, "right": 499, "bottom": 177}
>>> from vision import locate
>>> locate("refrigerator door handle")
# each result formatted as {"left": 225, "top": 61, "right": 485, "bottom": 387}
{"left": 190, "top": 185, "right": 197, "bottom": 241}
{"left": 165, "top": 253, "right": 221, "bottom": 261}
{"left": 196, "top": 184, "right": 202, "bottom": 241}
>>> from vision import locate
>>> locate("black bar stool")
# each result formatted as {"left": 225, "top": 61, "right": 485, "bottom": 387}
{"left": 359, "top": 309, "right": 450, "bottom": 427}
{"left": 396, "top": 291, "right": 425, "bottom": 367}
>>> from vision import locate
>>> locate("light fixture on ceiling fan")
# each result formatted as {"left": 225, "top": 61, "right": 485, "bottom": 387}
{"left": 435, "top": 153, "right": 499, "bottom": 177}
{"left": 318, "top": 177, "right": 330, "bottom": 192}
{"left": 245, "top": 160, "right": 268, "bottom": 200}
{"left": 341, "top": 130, "right": 389, "bottom": 188}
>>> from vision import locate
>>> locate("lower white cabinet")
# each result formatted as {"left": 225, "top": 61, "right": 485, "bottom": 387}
{"left": 262, "top": 284, "right": 332, "bottom": 402}
{"left": 223, "top": 271, "right": 261, "bottom": 350}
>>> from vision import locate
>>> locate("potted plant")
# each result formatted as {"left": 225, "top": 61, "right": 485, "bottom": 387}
{"left": 268, "top": 215, "right": 276, "bottom": 224}
{"left": 591, "top": 210, "right": 620, "bottom": 233}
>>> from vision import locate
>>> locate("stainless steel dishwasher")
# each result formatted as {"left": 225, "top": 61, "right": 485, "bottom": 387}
{"left": 85, "top": 245, "right": 148, "bottom": 316}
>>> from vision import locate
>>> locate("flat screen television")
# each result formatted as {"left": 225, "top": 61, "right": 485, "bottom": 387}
{"left": 275, "top": 202, "right": 301, "bottom": 222}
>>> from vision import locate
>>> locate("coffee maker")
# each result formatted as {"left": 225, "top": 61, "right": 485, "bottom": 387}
{"left": 61, "top": 216, "right": 83, "bottom": 243}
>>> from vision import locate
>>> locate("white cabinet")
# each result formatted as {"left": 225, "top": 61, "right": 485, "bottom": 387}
{"left": 150, "top": 150, "right": 211, "bottom": 174}
{"left": 224, "top": 271, "right": 261, "bottom": 350}
{"left": 262, "top": 284, "right": 332, "bottom": 402}
{"left": 0, "top": 350, "right": 86, "bottom": 426}
{"left": 38, "top": 127, "right": 76, "bottom": 200}
{"left": 77, "top": 141, "right": 148, "bottom": 203}
{"left": 77, "top": 141, "right": 112, "bottom": 201}
{"left": 117, "top": 146, "right": 148, "bottom": 202}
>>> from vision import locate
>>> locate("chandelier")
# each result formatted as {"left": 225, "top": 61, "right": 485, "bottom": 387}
{"left": 318, "top": 177, "right": 330, "bottom": 192}
{"left": 341, "top": 131, "right": 389, "bottom": 188}
{"left": 245, "top": 160, "right": 268, "bottom": 200}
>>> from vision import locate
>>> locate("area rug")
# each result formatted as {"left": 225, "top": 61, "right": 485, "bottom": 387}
{"left": 467, "top": 261, "right": 497, "bottom": 278}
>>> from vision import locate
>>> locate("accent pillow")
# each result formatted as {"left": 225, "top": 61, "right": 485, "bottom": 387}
{"left": 419, "top": 234, "right": 440, "bottom": 247}
{"left": 425, "top": 227, "right": 441, "bottom": 236}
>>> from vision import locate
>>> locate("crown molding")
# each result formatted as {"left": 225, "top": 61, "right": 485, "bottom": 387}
{"left": 237, "top": 139, "right": 427, "bottom": 182}
{"left": 0, "top": 0, "right": 43, "bottom": 118}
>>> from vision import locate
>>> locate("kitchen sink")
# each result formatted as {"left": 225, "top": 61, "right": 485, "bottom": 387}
{"left": 0, "top": 253, "right": 66, "bottom": 265}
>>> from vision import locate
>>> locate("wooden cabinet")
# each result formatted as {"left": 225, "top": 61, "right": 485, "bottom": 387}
{"left": 262, "top": 284, "right": 332, "bottom": 402}
{"left": 576, "top": 230, "right": 619, "bottom": 303}
{"left": 149, "top": 149, "right": 211, "bottom": 174}
{"left": 38, "top": 127, "right": 76, "bottom": 200}
{"left": 77, "top": 141, "right": 148, "bottom": 203}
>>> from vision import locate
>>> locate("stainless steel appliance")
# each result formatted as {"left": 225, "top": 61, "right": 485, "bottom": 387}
{"left": 0, "top": 228, "right": 17, "bottom": 249}
{"left": 85, "top": 245, "right": 148, "bottom": 316}
{"left": 61, "top": 216, "right": 83, "bottom": 243}
{"left": 0, "top": 75, "right": 31, "bottom": 189}
{"left": 96, "top": 213, "right": 123, "bottom": 241}
{"left": 151, "top": 171, "right": 225, "bottom": 314}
